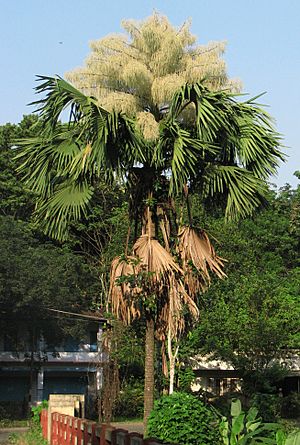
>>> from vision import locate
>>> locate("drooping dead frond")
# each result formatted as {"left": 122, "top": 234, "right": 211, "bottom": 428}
{"left": 169, "top": 278, "right": 199, "bottom": 336}
{"left": 133, "top": 234, "right": 200, "bottom": 339}
{"left": 156, "top": 277, "right": 199, "bottom": 344}
{"left": 178, "top": 226, "right": 226, "bottom": 295}
{"left": 109, "top": 256, "right": 141, "bottom": 324}
{"left": 157, "top": 205, "right": 171, "bottom": 251}
{"left": 133, "top": 234, "right": 182, "bottom": 280}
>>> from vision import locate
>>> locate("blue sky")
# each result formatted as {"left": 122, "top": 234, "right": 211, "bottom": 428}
{"left": 1, "top": 0, "right": 299, "bottom": 187}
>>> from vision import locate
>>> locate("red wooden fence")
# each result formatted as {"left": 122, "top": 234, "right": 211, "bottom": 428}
{"left": 41, "top": 408, "right": 48, "bottom": 440}
{"left": 40, "top": 410, "right": 166, "bottom": 445}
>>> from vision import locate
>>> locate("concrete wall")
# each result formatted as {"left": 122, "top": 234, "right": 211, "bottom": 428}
{"left": 48, "top": 394, "right": 85, "bottom": 440}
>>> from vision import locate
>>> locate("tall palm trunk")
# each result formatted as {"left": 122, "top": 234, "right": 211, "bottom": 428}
{"left": 143, "top": 317, "right": 155, "bottom": 427}
{"left": 143, "top": 197, "right": 156, "bottom": 426}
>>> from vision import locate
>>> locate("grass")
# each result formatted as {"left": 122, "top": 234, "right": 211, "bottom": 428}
{"left": 0, "top": 419, "right": 29, "bottom": 428}
{"left": 111, "top": 417, "right": 143, "bottom": 423}
{"left": 8, "top": 424, "right": 46, "bottom": 445}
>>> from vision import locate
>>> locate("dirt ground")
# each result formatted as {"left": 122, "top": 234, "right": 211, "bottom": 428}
{"left": 0, "top": 428, "right": 28, "bottom": 444}
{"left": 110, "top": 421, "right": 144, "bottom": 435}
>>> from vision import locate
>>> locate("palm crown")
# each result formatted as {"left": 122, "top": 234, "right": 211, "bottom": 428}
{"left": 17, "top": 76, "right": 282, "bottom": 240}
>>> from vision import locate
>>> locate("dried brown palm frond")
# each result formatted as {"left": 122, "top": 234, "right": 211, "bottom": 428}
{"left": 156, "top": 277, "right": 199, "bottom": 343}
{"left": 133, "top": 234, "right": 182, "bottom": 281}
{"left": 178, "top": 226, "right": 226, "bottom": 295}
{"left": 109, "top": 255, "right": 142, "bottom": 324}
{"left": 168, "top": 278, "right": 199, "bottom": 337}
{"left": 157, "top": 205, "right": 171, "bottom": 252}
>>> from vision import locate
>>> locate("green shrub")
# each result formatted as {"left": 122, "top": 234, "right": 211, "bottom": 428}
{"left": 146, "top": 392, "right": 220, "bottom": 445}
{"left": 31, "top": 400, "right": 48, "bottom": 426}
{"left": 12, "top": 402, "right": 49, "bottom": 445}
{"left": 10, "top": 403, "right": 49, "bottom": 445}
{"left": 177, "top": 366, "right": 195, "bottom": 393}
{"left": 113, "top": 381, "right": 144, "bottom": 419}
{"left": 251, "top": 393, "right": 280, "bottom": 422}
{"left": 281, "top": 392, "right": 300, "bottom": 419}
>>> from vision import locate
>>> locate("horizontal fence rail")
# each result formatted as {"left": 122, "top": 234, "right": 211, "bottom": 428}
{"left": 41, "top": 410, "right": 168, "bottom": 445}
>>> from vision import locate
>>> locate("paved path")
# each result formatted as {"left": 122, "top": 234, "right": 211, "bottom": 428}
{"left": 0, "top": 428, "right": 28, "bottom": 444}
{"left": 111, "top": 422, "right": 144, "bottom": 435}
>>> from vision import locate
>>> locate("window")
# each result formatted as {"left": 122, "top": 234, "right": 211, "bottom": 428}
{"left": 90, "top": 331, "right": 98, "bottom": 352}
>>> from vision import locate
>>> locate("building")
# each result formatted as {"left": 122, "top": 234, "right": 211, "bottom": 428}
{"left": 0, "top": 310, "right": 106, "bottom": 418}
{"left": 190, "top": 353, "right": 300, "bottom": 397}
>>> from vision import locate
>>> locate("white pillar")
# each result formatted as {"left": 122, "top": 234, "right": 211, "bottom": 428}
{"left": 37, "top": 367, "right": 44, "bottom": 403}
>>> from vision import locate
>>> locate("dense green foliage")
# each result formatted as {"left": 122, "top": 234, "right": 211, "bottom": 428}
{"left": 113, "top": 380, "right": 144, "bottom": 419}
{"left": 180, "top": 184, "right": 300, "bottom": 373}
{"left": 0, "top": 115, "right": 41, "bottom": 219}
{"left": 0, "top": 216, "right": 98, "bottom": 345}
{"left": 146, "top": 392, "right": 220, "bottom": 445}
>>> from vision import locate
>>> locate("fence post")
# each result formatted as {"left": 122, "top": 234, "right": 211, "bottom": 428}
{"left": 128, "top": 432, "right": 143, "bottom": 445}
{"left": 77, "top": 418, "right": 83, "bottom": 445}
{"left": 95, "top": 425, "right": 102, "bottom": 445}
{"left": 65, "top": 416, "right": 71, "bottom": 445}
{"left": 100, "top": 424, "right": 115, "bottom": 445}
{"left": 70, "top": 417, "right": 78, "bottom": 445}
{"left": 99, "top": 424, "right": 107, "bottom": 445}
{"left": 91, "top": 423, "right": 97, "bottom": 445}
{"left": 51, "top": 412, "right": 58, "bottom": 445}
{"left": 40, "top": 409, "right": 48, "bottom": 439}
{"left": 82, "top": 421, "right": 89, "bottom": 445}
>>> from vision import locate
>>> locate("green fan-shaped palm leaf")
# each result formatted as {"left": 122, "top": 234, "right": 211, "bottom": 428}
{"left": 202, "top": 165, "right": 268, "bottom": 219}
{"left": 16, "top": 76, "right": 146, "bottom": 239}
{"left": 167, "top": 83, "right": 283, "bottom": 217}
{"left": 32, "top": 75, "right": 110, "bottom": 128}
{"left": 155, "top": 119, "right": 216, "bottom": 195}
{"left": 34, "top": 180, "right": 94, "bottom": 240}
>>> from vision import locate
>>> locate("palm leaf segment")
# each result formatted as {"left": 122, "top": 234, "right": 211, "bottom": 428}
{"left": 166, "top": 83, "right": 284, "bottom": 219}
{"left": 16, "top": 76, "right": 145, "bottom": 239}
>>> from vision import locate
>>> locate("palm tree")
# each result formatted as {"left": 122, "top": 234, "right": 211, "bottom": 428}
{"left": 17, "top": 74, "right": 283, "bottom": 423}
{"left": 17, "top": 9, "right": 283, "bottom": 427}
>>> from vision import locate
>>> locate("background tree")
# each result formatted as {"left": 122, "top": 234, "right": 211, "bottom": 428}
{"left": 177, "top": 184, "right": 300, "bottom": 413}
{"left": 17, "top": 14, "right": 283, "bottom": 424}
{"left": 0, "top": 215, "right": 98, "bottom": 346}
{"left": 0, "top": 115, "right": 41, "bottom": 220}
